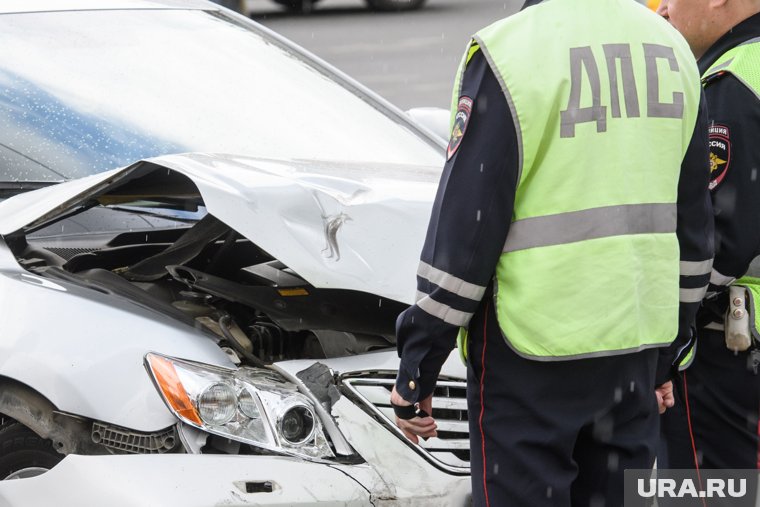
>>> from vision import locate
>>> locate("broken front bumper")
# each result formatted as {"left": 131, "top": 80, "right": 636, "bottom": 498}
{"left": 0, "top": 454, "right": 370, "bottom": 507}
{"left": 0, "top": 354, "right": 472, "bottom": 506}
{"left": 0, "top": 447, "right": 470, "bottom": 507}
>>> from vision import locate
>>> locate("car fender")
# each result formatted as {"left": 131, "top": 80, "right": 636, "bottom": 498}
{"left": 0, "top": 377, "right": 104, "bottom": 455}
{"left": 0, "top": 238, "right": 234, "bottom": 432}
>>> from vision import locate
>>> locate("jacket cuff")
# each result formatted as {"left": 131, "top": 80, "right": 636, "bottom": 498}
{"left": 395, "top": 360, "right": 422, "bottom": 404}
{"left": 656, "top": 347, "right": 679, "bottom": 386}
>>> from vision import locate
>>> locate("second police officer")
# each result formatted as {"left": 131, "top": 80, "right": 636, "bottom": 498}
{"left": 657, "top": 0, "right": 760, "bottom": 476}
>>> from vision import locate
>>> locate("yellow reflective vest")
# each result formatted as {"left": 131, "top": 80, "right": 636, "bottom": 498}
{"left": 457, "top": 0, "right": 701, "bottom": 360}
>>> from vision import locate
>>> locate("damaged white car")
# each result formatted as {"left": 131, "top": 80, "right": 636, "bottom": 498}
{"left": 0, "top": 155, "right": 470, "bottom": 506}
{"left": 0, "top": 1, "right": 469, "bottom": 506}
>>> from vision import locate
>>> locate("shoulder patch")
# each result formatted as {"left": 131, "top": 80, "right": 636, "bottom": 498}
{"left": 708, "top": 124, "right": 730, "bottom": 190}
{"left": 447, "top": 96, "right": 473, "bottom": 161}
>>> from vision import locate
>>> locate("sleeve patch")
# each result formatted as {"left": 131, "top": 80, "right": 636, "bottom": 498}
{"left": 708, "top": 124, "right": 730, "bottom": 191}
{"left": 447, "top": 96, "right": 474, "bottom": 161}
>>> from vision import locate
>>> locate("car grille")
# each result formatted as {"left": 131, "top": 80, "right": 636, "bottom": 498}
{"left": 92, "top": 422, "right": 178, "bottom": 454}
{"left": 342, "top": 373, "right": 470, "bottom": 474}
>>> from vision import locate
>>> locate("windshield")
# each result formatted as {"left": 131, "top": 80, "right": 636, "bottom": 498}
{"left": 0, "top": 9, "right": 443, "bottom": 184}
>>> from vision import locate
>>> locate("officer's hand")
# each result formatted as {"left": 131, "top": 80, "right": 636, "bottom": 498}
{"left": 390, "top": 386, "right": 437, "bottom": 445}
{"left": 655, "top": 381, "right": 674, "bottom": 414}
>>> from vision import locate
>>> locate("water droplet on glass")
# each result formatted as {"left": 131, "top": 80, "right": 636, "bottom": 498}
{"left": 629, "top": 381, "right": 635, "bottom": 393}
{"left": 546, "top": 487, "right": 553, "bottom": 498}
{"left": 476, "top": 210, "right": 481, "bottom": 222}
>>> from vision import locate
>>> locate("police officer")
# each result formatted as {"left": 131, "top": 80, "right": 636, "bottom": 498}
{"left": 389, "top": 0, "right": 714, "bottom": 505}
{"left": 657, "top": 0, "right": 760, "bottom": 472}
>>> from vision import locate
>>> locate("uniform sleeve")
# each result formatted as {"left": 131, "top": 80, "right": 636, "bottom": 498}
{"left": 699, "top": 75, "right": 760, "bottom": 324}
{"left": 394, "top": 47, "right": 520, "bottom": 403}
{"left": 656, "top": 91, "right": 715, "bottom": 385}
{"left": 706, "top": 76, "right": 760, "bottom": 283}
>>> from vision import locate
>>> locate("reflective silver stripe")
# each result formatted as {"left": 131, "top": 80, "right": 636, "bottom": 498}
{"left": 473, "top": 34, "right": 524, "bottom": 191}
{"left": 707, "top": 57, "right": 734, "bottom": 75}
{"left": 502, "top": 203, "right": 676, "bottom": 253}
{"left": 748, "top": 255, "right": 760, "bottom": 278}
{"left": 416, "top": 294, "right": 472, "bottom": 327}
{"left": 680, "top": 259, "right": 713, "bottom": 277}
{"left": 680, "top": 286, "right": 708, "bottom": 303}
{"left": 739, "top": 36, "right": 760, "bottom": 47}
{"left": 417, "top": 262, "right": 486, "bottom": 301}
{"left": 710, "top": 269, "right": 735, "bottom": 286}
{"left": 674, "top": 337, "right": 695, "bottom": 366}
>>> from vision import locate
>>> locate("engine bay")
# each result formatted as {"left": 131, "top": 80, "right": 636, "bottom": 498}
{"left": 6, "top": 166, "right": 406, "bottom": 367}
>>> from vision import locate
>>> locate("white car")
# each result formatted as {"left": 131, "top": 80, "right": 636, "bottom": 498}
{"left": 0, "top": 1, "right": 469, "bottom": 506}
{"left": 211, "top": 0, "right": 427, "bottom": 14}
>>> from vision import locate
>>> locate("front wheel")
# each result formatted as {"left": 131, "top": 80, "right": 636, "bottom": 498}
{"left": 365, "top": 0, "right": 426, "bottom": 11}
{"left": 0, "top": 423, "right": 62, "bottom": 480}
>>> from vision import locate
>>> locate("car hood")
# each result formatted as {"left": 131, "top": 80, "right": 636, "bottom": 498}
{"left": 0, "top": 153, "right": 441, "bottom": 304}
{"left": 0, "top": 0, "right": 215, "bottom": 14}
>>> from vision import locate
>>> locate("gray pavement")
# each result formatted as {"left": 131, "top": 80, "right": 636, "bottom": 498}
{"left": 249, "top": 0, "right": 523, "bottom": 110}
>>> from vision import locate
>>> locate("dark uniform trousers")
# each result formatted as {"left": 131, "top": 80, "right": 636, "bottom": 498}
{"left": 466, "top": 294, "right": 659, "bottom": 507}
{"left": 659, "top": 328, "right": 760, "bottom": 505}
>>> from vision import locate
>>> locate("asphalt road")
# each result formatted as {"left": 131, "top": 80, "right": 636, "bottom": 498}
{"left": 249, "top": 0, "right": 524, "bottom": 110}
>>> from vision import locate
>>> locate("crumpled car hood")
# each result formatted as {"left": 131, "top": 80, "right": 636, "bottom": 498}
{"left": 0, "top": 153, "right": 441, "bottom": 304}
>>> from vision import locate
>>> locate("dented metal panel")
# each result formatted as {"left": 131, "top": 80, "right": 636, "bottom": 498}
{"left": 0, "top": 154, "right": 440, "bottom": 304}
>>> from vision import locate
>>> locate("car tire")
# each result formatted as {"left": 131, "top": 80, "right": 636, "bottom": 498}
{"left": 365, "top": 0, "right": 426, "bottom": 11}
{"left": 272, "top": 0, "right": 320, "bottom": 12}
{"left": 0, "top": 423, "right": 62, "bottom": 480}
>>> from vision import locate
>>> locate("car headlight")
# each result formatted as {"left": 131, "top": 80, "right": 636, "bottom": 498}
{"left": 145, "top": 353, "right": 334, "bottom": 459}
